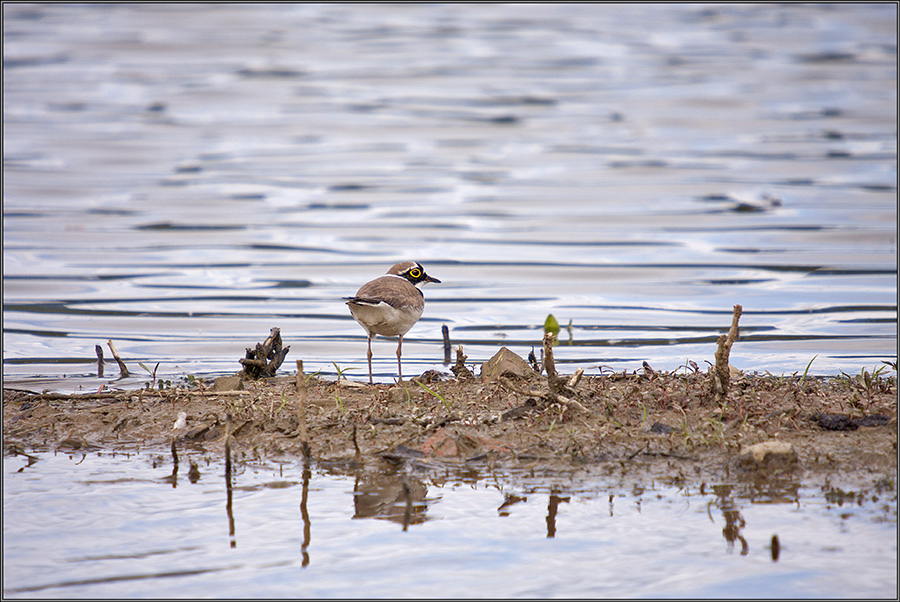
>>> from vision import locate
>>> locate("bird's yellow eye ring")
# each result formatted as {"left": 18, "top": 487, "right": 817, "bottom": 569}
{"left": 409, "top": 268, "right": 422, "bottom": 278}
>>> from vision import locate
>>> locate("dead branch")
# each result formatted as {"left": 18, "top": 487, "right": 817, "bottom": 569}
{"left": 106, "top": 340, "right": 130, "bottom": 378}
{"left": 542, "top": 332, "right": 558, "bottom": 380}
{"left": 543, "top": 332, "right": 581, "bottom": 403}
{"left": 567, "top": 368, "right": 584, "bottom": 389}
{"left": 442, "top": 324, "right": 451, "bottom": 365}
{"left": 239, "top": 328, "right": 290, "bottom": 378}
{"left": 34, "top": 391, "right": 126, "bottom": 401}
{"left": 499, "top": 376, "right": 544, "bottom": 399}
{"left": 554, "top": 393, "right": 589, "bottom": 414}
{"left": 95, "top": 345, "right": 104, "bottom": 378}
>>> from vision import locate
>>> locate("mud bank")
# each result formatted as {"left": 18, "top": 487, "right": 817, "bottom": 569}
{"left": 4, "top": 354, "right": 896, "bottom": 492}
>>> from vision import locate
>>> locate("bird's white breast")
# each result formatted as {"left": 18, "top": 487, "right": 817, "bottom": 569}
{"left": 348, "top": 300, "right": 423, "bottom": 337}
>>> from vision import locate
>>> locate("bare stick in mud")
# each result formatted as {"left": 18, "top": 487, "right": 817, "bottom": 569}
{"left": 543, "top": 332, "right": 582, "bottom": 404}
{"left": 542, "top": 332, "right": 557, "bottom": 381}
{"left": 442, "top": 324, "right": 451, "bottom": 365}
{"left": 95, "top": 345, "right": 104, "bottom": 378}
{"left": 296, "top": 360, "right": 311, "bottom": 461}
{"left": 106, "top": 340, "right": 130, "bottom": 378}
{"left": 710, "top": 304, "right": 743, "bottom": 402}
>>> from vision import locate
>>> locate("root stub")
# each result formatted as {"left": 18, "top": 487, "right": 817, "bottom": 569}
{"left": 239, "top": 328, "right": 290, "bottom": 379}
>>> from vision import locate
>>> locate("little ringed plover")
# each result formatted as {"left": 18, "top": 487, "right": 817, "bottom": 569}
{"left": 345, "top": 261, "right": 440, "bottom": 384}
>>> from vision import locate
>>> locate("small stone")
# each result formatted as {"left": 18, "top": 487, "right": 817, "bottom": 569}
{"left": 481, "top": 347, "right": 536, "bottom": 383}
{"left": 501, "top": 398, "right": 539, "bottom": 421}
{"left": 211, "top": 375, "right": 244, "bottom": 392}
{"left": 738, "top": 440, "right": 798, "bottom": 471}
{"left": 172, "top": 411, "right": 187, "bottom": 431}
{"left": 388, "top": 386, "right": 421, "bottom": 404}
{"left": 649, "top": 422, "right": 675, "bottom": 435}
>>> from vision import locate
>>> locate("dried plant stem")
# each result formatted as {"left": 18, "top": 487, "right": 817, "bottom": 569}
{"left": 296, "top": 360, "right": 311, "bottom": 461}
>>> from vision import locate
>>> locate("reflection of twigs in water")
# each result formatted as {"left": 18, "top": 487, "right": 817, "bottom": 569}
{"left": 225, "top": 413, "right": 236, "bottom": 549}
{"left": 402, "top": 481, "right": 413, "bottom": 532}
{"left": 722, "top": 508, "right": 748, "bottom": 555}
{"left": 166, "top": 438, "right": 179, "bottom": 488}
{"left": 709, "top": 485, "right": 748, "bottom": 555}
{"left": 300, "top": 465, "right": 311, "bottom": 567}
{"left": 545, "top": 493, "right": 570, "bottom": 538}
{"left": 353, "top": 473, "right": 428, "bottom": 528}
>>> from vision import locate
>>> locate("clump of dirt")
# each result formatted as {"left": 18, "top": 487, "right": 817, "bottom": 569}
{"left": 3, "top": 355, "right": 896, "bottom": 490}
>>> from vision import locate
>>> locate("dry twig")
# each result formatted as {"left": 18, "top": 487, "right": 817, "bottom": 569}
{"left": 106, "top": 340, "right": 130, "bottom": 378}
{"left": 295, "top": 359, "right": 311, "bottom": 461}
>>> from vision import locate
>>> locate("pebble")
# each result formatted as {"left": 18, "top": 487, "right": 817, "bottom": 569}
{"left": 738, "top": 440, "right": 798, "bottom": 471}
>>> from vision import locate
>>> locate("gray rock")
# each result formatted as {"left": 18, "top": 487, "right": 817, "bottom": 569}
{"left": 481, "top": 347, "right": 536, "bottom": 383}
{"left": 211, "top": 374, "right": 244, "bottom": 391}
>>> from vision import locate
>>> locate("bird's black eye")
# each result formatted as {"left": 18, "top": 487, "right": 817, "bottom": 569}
{"left": 408, "top": 268, "right": 422, "bottom": 279}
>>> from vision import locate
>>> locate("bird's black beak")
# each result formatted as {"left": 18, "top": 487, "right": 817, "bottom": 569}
{"left": 425, "top": 274, "right": 441, "bottom": 284}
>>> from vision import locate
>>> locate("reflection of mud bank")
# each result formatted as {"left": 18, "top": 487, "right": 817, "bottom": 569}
{"left": 131, "top": 433, "right": 895, "bottom": 572}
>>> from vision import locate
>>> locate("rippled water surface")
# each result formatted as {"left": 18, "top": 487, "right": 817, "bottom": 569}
{"left": 3, "top": 4, "right": 897, "bottom": 392}
{"left": 3, "top": 450, "right": 897, "bottom": 598}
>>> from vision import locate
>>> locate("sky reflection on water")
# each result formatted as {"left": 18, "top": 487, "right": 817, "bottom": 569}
{"left": 3, "top": 450, "right": 897, "bottom": 598}
{"left": 2, "top": 7, "right": 896, "bottom": 385}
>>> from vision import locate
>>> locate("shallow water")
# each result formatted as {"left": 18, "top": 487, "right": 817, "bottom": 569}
{"left": 3, "top": 4, "right": 897, "bottom": 393}
{"left": 2, "top": 7, "right": 898, "bottom": 594}
{"left": 3, "top": 450, "right": 896, "bottom": 598}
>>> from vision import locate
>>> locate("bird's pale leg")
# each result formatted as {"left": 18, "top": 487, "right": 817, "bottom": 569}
{"left": 366, "top": 335, "right": 374, "bottom": 384}
{"left": 396, "top": 335, "right": 403, "bottom": 382}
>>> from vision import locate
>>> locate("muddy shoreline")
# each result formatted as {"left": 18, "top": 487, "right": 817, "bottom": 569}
{"left": 4, "top": 352, "right": 896, "bottom": 494}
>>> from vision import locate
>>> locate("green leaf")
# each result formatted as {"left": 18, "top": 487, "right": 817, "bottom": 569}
{"left": 544, "top": 314, "right": 560, "bottom": 336}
